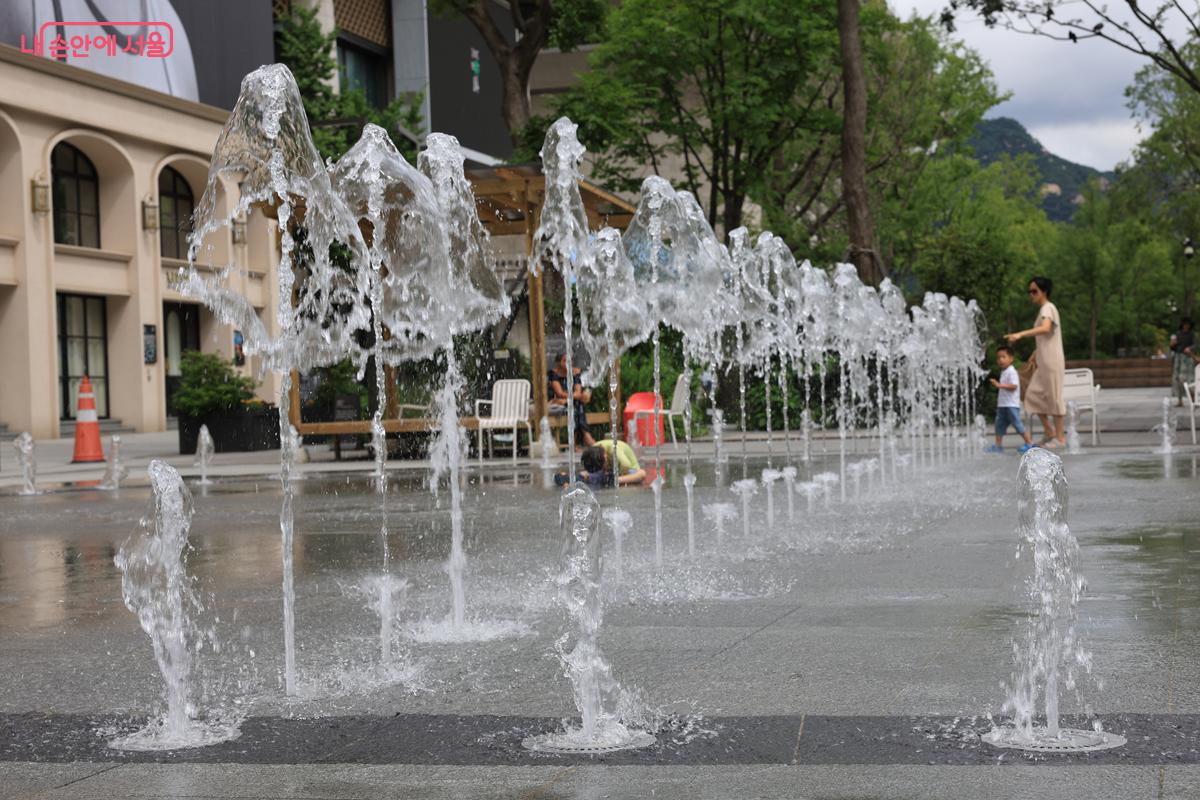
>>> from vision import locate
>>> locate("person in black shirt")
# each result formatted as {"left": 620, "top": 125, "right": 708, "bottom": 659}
{"left": 548, "top": 352, "right": 596, "bottom": 447}
{"left": 1170, "top": 318, "right": 1196, "bottom": 406}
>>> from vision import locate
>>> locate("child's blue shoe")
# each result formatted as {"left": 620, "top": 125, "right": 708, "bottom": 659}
{"left": 984, "top": 445, "right": 1003, "bottom": 454}
{"left": 1018, "top": 443, "right": 1036, "bottom": 454}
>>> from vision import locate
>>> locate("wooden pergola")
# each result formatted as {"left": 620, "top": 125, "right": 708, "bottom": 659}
{"left": 281, "top": 164, "right": 637, "bottom": 439}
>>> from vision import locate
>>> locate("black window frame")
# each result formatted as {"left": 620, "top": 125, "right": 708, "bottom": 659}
{"left": 158, "top": 166, "right": 195, "bottom": 260}
{"left": 51, "top": 142, "right": 100, "bottom": 248}
{"left": 336, "top": 35, "right": 391, "bottom": 109}
{"left": 56, "top": 292, "right": 110, "bottom": 420}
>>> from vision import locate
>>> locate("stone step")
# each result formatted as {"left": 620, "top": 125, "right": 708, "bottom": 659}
{"left": 59, "top": 418, "right": 136, "bottom": 438}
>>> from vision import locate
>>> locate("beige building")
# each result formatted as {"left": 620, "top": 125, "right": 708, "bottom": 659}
{"left": 0, "top": 45, "right": 279, "bottom": 440}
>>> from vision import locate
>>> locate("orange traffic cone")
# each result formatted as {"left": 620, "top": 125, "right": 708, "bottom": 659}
{"left": 71, "top": 375, "right": 106, "bottom": 463}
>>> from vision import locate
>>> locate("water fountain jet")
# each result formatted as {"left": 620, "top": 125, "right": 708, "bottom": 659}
{"left": 13, "top": 432, "right": 37, "bottom": 496}
{"left": 194, "top": 425, "right": 214, "bottom": 486}
{"left": 99, "top": 434, "right": 128, "bottom": 491}
{"left": 111, "top": 461, "right": 240, "bottom": 750}
{"left": 524, "top": 484, "right": 654, "bottom": 753}
{"left": 983, "top": 449, "right": 1124, "bottom": 753}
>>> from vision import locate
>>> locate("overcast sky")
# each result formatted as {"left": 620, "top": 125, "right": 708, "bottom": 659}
{"left": 893, "top": 1, "right": 1150, "bottom": 171}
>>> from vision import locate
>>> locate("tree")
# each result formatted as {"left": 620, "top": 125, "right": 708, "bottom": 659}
{"left": 888, "top": 153, "right": 1056, "bottom": 340}
{"left": 1124, "top": 37, "right": 1200, "bottom": 316}
{"left": 762, "top": 16, "right": 1000, "bottom": 270}
{"left": 1049, "top": 183, "right": 1177, "bottom": 357}
{"left": 554, "top": 0, "right": 840, "bottom": 236}
{"left": 838, "top": 0, "right": 885, "bottom": 285}
{"left": 276, "top": 5, "right": 425, "bottom": 418}
{"left": 429, "top": 0, "right": 607, "bottom": 145}
{"left": 277, "top": 5, "right": 423, "bottom": 162}
{"left": 944, "top": 1, "right": 1200, "bottom": 98}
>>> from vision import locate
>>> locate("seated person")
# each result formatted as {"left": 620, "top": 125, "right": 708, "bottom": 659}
{"left": 548, "top": 351, "right": 596, "bottom": 447}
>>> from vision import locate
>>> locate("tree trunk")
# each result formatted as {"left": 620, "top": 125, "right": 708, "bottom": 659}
{"left": 500, "top": 61, "right": 532, "bottom": 147}
{"left": 837, "top": 0, "right": 886, "bottom": 286}
{"left": 721, "top": 192, "right": 745, "bottom": 239}
{"left": 1185, "top": 257, "right": 1196, "bottom": 317}
{"left": 1089, "top": 295, "right": 1098, "bottom": 359}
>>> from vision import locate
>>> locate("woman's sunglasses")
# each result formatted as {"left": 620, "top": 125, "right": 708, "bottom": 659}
{"left": 1028, "top": 287, "right": 1041, "bottom": 295}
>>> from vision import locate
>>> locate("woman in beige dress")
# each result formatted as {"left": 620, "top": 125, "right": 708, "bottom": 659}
{"left": 1005, "top": 276, "right": 1066, "bottom": 448}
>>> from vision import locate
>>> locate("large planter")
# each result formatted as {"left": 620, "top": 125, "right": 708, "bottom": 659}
{"left": 178, "top": 407, "right": 281, "bottom": 454}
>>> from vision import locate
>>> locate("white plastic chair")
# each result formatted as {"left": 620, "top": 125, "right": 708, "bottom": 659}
{"left": 634, "top": 371, "right": 690, "bottom": 448}
{"left": 1061, "top": 368, "right": 1101, "bottom": 445}
{"left": 474, "top": 379, "right": 532, "bottom": 461}
{"left": 1185, "top": 363, "right": 1200, "bottom": 445}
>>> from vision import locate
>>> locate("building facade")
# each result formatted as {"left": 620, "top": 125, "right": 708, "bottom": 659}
{"left": 0, "top": 46, "right": 281, "bottom": 439}
{"left": 0, "top": 0, "right": 603, "bottom": 438}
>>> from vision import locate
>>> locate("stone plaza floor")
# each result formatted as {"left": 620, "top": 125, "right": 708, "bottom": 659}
{"left": 0, "top": 423, "right": 1198, "bottom": 798}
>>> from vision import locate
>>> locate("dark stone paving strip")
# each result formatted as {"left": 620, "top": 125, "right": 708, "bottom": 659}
{"left": 796, "top": 714, "right": 1200, "bottom": 765}
{"left": 1, "top": 713, "right": 1198, "bottom": 766}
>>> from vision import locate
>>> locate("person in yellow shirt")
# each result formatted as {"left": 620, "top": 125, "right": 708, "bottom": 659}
{"left": 581, "top": 439, "right": 646, "bottom": 486}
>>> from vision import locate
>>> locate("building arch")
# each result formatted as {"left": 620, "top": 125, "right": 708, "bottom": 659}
{"left": 152, "top": 153, "right": 235, "bottom": 265}
{"left": 0, "top": 110, "right": 24, "bottom": 240}
{"left": 43, "top": 128, "right": 137, "bottom": 254}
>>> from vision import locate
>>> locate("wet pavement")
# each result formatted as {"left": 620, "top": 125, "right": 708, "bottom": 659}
{"left": 1, "top": 445, "right": 1198, "bottom": 798}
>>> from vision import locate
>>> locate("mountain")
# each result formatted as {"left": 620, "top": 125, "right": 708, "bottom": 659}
{"left": 969, "top": 117, "right": 1114, "bottom": 223}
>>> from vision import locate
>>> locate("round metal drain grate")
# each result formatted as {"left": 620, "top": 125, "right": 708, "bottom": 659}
{"left": 982, "top": 727, "right": 1127, "bottom": 753}
{"left": 522, "top": 730, "right": 657, "bottom": 755}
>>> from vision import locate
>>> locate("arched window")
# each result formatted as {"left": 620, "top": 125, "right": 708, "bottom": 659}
{"left": 51, "top": 142, "right": 99, "bottom": 248}
{"left": 158, "top": 166, "right": 194, "bottom": 260}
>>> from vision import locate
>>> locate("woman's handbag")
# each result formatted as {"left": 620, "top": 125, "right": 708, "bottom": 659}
{"left": 1018, "top": 353, "right": 1037, "bottom": 402}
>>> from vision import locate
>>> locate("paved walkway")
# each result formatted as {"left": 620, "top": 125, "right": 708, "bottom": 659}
{"left": 1, "top": 388, "right": 1194, "bottom": 490}
{"left": 1, "top": 439, "right": 1198, "bottom": 797}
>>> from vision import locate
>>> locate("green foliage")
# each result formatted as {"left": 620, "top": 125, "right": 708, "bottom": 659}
{"left": 1049, "top": 184, "right": 1179, "bottom": 357}
{"left": 307, "top": 359, "right": 367, "bottom": 420}
{"left": 555, "top": 0, "right": 840, "bottom": 234}
{"left": 888, "top": 153, "right": 1055, "bottom": 342}
{"left": 277, "top": 5, "right": 424, "bottom": 162}
{"left": 1123, "top": 37, "right": 1200, "bottom": 318}
{"left": 766, "top": 15, "right": 1001, "bottom": 264}
{"left": 546, "top": 0, "right": 609, "bottom": 50}
{"left": 173, "top": 352, "right": 259, "bottom": 418}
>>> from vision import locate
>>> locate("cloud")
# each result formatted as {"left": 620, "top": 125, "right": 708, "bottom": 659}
{"left": 891, "top": 0, "right": 1148, "bottom": 169}
{"left": 1026, "top": 118, "right": 1144, "bottom": 172}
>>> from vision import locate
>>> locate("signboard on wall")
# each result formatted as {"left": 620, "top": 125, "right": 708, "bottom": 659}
{"left": 143, "top": 324, "right": 157, "bottom": 364}
{"left": 0, "top": 1, "right": 274, "bottom": 109}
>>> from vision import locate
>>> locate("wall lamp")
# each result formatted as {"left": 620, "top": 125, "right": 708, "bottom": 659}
{"left": 30, "top": 176, "right": 50, "bottom": 214}
{"left": 142, "top": 197, "right": 159, "bottom": 231}
{"left": 232, "top": 214, "right": 248, "bottom": 244}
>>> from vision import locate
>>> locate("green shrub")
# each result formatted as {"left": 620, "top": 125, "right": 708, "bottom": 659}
{"left": 308, "top": 358, "right": 368, "bottom": 420}
{"left": 173, "top": 351, "right": 259, "bottom": 418}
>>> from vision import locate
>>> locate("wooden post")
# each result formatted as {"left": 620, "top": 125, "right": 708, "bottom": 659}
{"left": 288, "top": 370, "right": 302, "bottom": 427}
{"left": 525, "top": 188, "right": 548, "bottom": 425}
{"left": 384, "top": 364, "right": 399, "bottom": 419}
{"left": 613, "top": 356, "right": 623, "bottom": 437}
